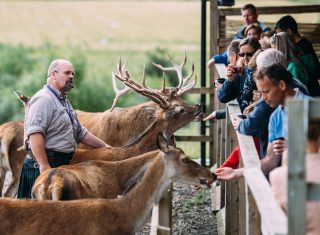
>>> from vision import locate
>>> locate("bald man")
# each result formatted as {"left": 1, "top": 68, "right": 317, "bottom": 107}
{"left": 18, "top": 59, "right": 111, "bottom": 198}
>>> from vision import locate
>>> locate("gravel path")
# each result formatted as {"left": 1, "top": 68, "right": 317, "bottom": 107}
{"left": 136, "top": 182, "right": 218, "bottom": 235}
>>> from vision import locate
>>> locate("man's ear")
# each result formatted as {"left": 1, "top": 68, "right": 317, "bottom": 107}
{"left": 278, "top": 80, "right": 286, "bottom": 91}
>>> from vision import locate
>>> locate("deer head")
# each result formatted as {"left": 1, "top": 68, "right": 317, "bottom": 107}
{"left": 110, "top": 54, "right": 203, "bottom": 136}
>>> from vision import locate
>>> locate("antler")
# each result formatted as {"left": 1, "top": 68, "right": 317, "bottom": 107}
{"left": 112, "top": 59, "right": 171, "bottom": 109}
{"left": 109, "top": 59, "right": 131, "bottom": 112}
{"left": 152, "top": 52, "right": 196, "bottom": 96}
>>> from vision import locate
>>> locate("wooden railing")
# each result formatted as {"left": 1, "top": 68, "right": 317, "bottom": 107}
{"left": 212, "top": 61, "right": 320, "bottom": 234}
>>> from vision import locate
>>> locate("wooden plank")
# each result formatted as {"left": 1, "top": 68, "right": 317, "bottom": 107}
{"left": 216, "top": 207, "right": 225, "bottom": 235}
{"left": 150, "top": 204, "right": 160, "bottom": 235}
{"left": 219, "top": 5, "right": 320, "bottom": 16}
{"left": 244, "top": 168, "right": 288, "bottom": 235}
{"left": 174, "top": 135, "right": 211, "bottom": 142}
{"left": 238, "top": 176, "right": 247, "bottom": 235}
{"left": 247, "top": 188, "right": 261, "bottom": 235}
{"left": 215, "top": 63, "right": 227, "bottom": 79}
{"left": 158, "top": 186, "right": 172, "bottom": 235}
{"left": 210, "top": 0, "right": 219, "bottom": 166}
{"left": 188, "top": 87, "right": 214, "bottom": 94}
{"left": 287, "top": 99, "right": 308, "bottom": 235}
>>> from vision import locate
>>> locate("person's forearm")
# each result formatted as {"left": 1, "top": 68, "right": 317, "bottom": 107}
{"left": 29, "top": 133, "right": 50, "bottom": 172}
{"left": 81, "top": 132, "right": 110, "bottom": 148}
{"left": 260, "top": 153, "right": 281, "bottom": 175}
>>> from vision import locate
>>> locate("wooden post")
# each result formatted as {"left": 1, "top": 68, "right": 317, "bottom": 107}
{"left": 210, "top": 0, "right": 218, "bottom": 166}
{"left": 158, "top": 186, "right": 172, "bottom": 235}
{"left": 287, "top": 99, "right": 308, "bottom": 235}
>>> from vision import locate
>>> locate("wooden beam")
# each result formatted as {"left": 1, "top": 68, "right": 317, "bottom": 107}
{"left": 244, "top": 168, "right": 288, "bottom": 235}
{"left": 219, "top": 5, "right": 320, "bottom": 16}
{"left": 174, "top": 135, "right": 212, "bottom": 142}
{"left": 188, "top": 87, "right": 214, "bottom": 94}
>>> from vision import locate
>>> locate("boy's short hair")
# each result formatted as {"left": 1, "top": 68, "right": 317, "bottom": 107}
{"left": 241, "top": 4, "right": 257, "bottom": 15}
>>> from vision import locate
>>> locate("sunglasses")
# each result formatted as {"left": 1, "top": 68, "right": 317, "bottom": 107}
{"left": 238, "top": 52, "right": 254, "bottom": 57}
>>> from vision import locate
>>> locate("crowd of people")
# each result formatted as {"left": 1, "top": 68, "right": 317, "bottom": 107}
{"left": 205, "top": 4, "right": 320, "bottom": 234}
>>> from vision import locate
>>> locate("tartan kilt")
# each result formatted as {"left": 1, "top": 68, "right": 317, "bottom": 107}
{"left": 17, "top": 150, "right": 73, "bottom": 199}
{"left": 17, "top": 159, "right": 40, "bottom": 199}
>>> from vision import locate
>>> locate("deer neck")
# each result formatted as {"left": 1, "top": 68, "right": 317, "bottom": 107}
{"left": 122, "top": 116, "right": 168, "bottom": 157}
{"left": 118, "top": 151, "right": 159, "bottom": 192}
{"left": 119, "top": 154, "right": 171, "bottom": 232}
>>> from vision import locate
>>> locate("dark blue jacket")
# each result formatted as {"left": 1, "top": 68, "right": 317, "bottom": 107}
{"left": 237, "top": 99, "right": 275, "bottom": 158}
{"left": 217, "top": 67, "right": 252, "bottom": 112}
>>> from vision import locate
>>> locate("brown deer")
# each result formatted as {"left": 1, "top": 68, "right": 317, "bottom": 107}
{"left": 1, "top": 54, "right": 202, "bottom": 198}
{"left": 32, "top": 151, "right": 158, "bottom": 200}
{"left": 32, "top": 107, "right": 170, "bottom": 200}
{"left": 0, "top": 134, "right": 214, "bottom": 235}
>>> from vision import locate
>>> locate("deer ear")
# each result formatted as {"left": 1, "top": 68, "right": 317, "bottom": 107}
{"left": 156, "top": 132, "right": 169, "bottom": 153}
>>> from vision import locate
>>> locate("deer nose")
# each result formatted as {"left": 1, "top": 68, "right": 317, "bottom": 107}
{"left": 180, "top": 108, "right": 185, "bottom": 113}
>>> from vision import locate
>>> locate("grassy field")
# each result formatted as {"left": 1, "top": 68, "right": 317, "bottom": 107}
{"left": 0, "top": 0, "right": 318, "bottom": 159}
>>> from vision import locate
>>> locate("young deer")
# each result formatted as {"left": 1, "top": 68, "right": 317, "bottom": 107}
{"left": 0, "top": 134, "right": 214, "bottom": 235}
{"left": 32, "top": 150, "right": 158, "bottom": 200}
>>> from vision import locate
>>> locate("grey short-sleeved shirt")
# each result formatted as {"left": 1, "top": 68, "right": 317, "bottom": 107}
{"left": 24, "top": 85, "right": 87, "bottom": 153}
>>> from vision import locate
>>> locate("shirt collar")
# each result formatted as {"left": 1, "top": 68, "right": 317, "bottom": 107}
{"left": 45, "top": 84, "right": 66, "bottom": 100}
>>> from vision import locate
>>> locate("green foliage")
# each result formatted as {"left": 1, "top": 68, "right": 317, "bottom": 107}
{"left": 145, "top": 48, "right": 187, "bottom": 87}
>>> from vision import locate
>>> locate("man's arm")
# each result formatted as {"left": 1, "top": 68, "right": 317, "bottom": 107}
{"left": 29, "top": 133, "right": 51, "bottom": 173}
{"left": 260, "top": 143, "right": 282, "bottom": 175}
{"left": 80, "top": 131, "right": 111, "bottom": 148}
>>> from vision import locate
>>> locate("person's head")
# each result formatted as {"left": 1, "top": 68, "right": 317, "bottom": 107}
{"left": 274, "top": 15, "right": 298, "bottom": 35}
{"left": 239, "top": 37, "right": 262, "bottom": 66}
{"left": 47, "top": 59, "right": 75, "bottom": 94}
{"left": 244, "top": 23, "right": 262, "bottom": 39}
{"left": 256, "top": 48, "right": 287, "bottom": 70}
{"left": 226, "top": 39, "right": 241, "bottom": 65}
{"left": 254, "top": 64, "right": 293, "bottom": 107}
{"left": 270, "top": 32, "right": 300, "bottom": 61}
{"left": 241, "top": 4, "right": 258, "bottom": 26}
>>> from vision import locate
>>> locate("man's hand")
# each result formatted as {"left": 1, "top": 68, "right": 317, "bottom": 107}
{"left": 207, "top": 58, "right": 215, "bottom": 69}
{"left": 231, "top": 116, "right": 244, "bottom": 130}
{"left": 272, "top": 138, "right": 286, "bottom": 155}
{"left": 252, "top": 90, "right": 261, "bottom": 102}
{"left": 214, "top": 167, "right": 243, "bottom": 181}
{"left": 203, "top": 111, "right": 216, "bottom": 121}
{"left": 39, "top": 163, "right": 51, "bottom": 174}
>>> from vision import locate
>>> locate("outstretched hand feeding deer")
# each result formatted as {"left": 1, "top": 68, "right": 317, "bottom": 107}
{"left": 0, "top": 54, "right": 202, "bottom": 198}
{"left": 0, "top": 133, "right": 214, "bottom": 235}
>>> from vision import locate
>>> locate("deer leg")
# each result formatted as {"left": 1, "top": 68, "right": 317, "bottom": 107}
{"left": 3, "top": 154, "right": 24, "bottom": 198}
{"left": 0, "top": 167, "right": 6, "bottom": 197}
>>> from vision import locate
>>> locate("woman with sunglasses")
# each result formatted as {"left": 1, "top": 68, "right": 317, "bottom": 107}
{"left": 218, "top": 37, "right": 262, "bottom": 113}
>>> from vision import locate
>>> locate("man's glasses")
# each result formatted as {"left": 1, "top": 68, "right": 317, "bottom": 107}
{"left": 238, "top": 52, "right": 254, "bottom": 57}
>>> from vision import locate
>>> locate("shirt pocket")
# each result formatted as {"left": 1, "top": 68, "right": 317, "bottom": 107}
{"left": 55, "top": 107, "right": 71, "bottom": 129}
